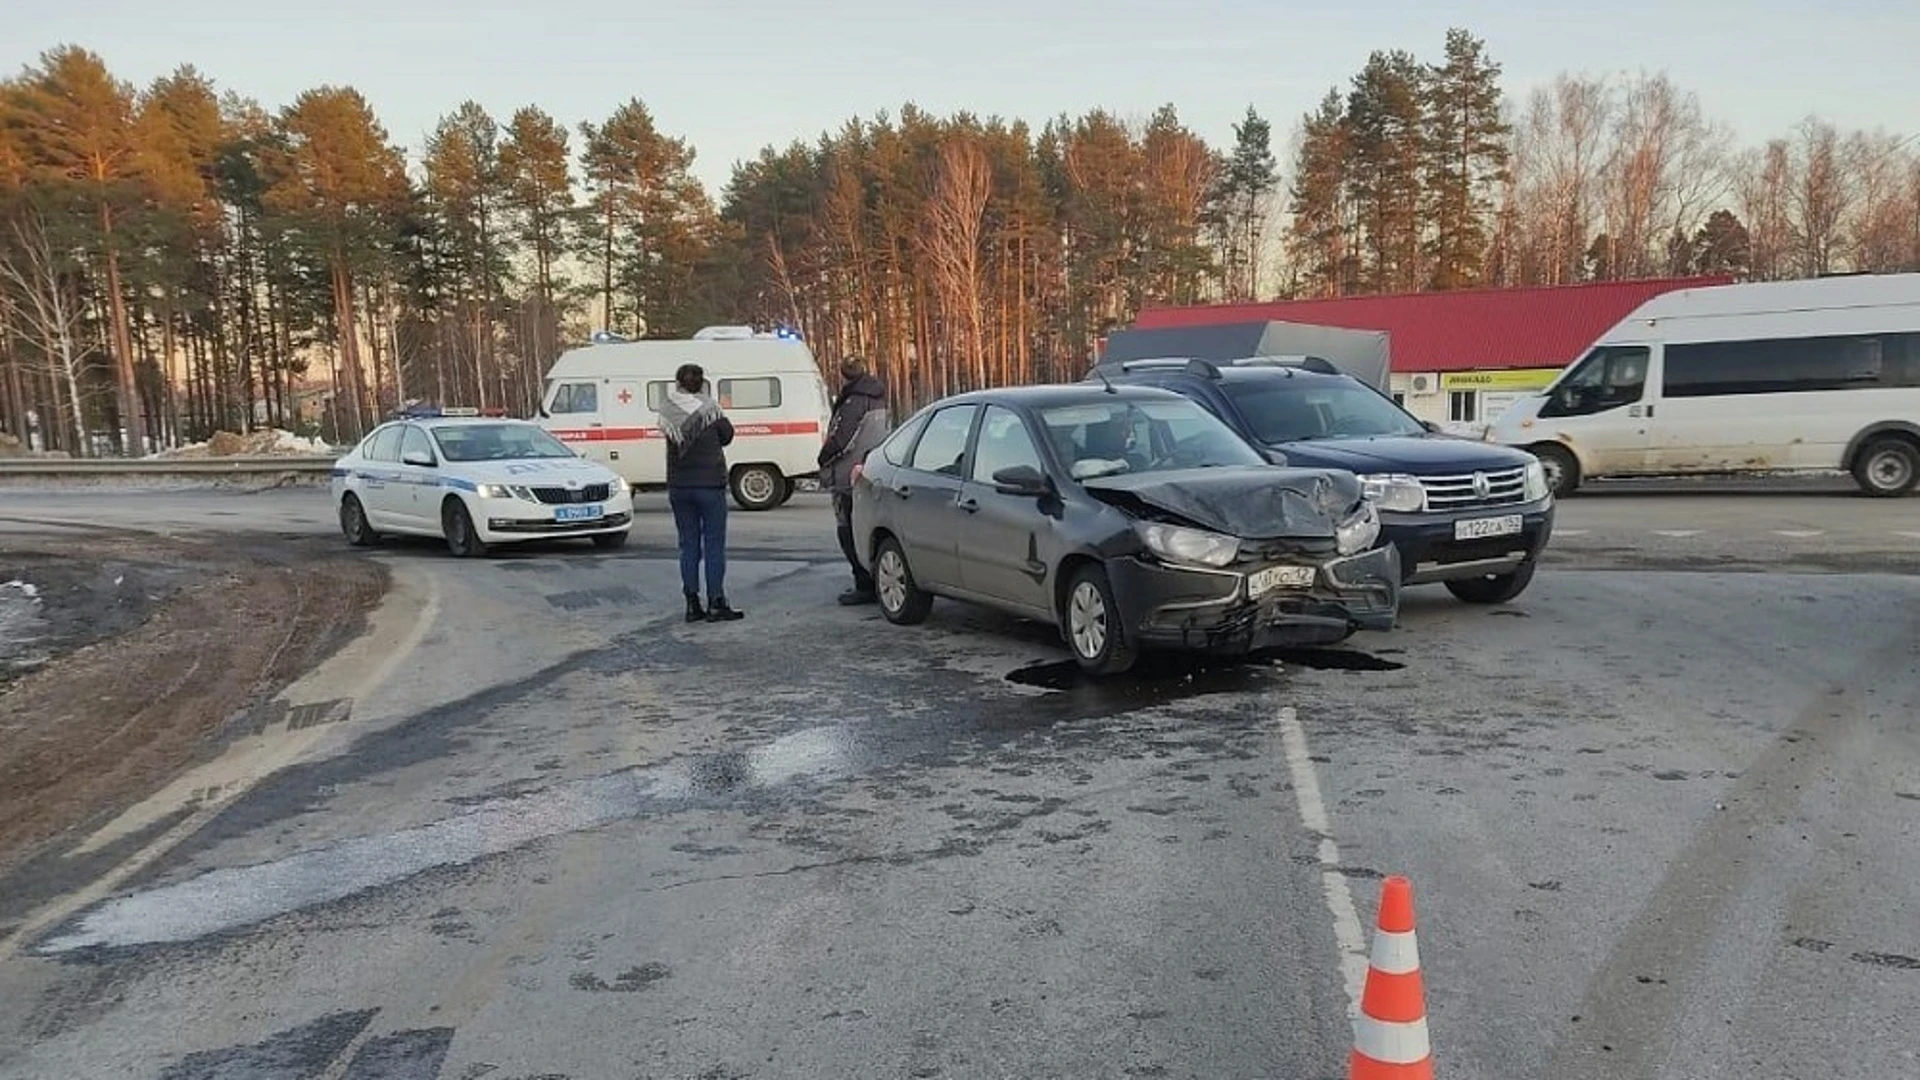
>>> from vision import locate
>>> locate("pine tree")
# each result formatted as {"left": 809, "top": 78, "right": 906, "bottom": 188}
{"left": 1210, "top": 106, "right": 1278, "bottom": 299}
{"left": 13, "top": 47, "right": 149, "bottom": 453}
{"left": 499, "top": 106, "right": 573, "bottom": 404}
{"left": 1288, "top": 90, "right": 1353, "bottom": 297}
{"left": 1422, "top": 28, "right": 1510, "bottom": 290}
{"left": 1345, "top": 50, "right": 1427, "bottom": 293}
{"left": 263, "top": 86, "right": 406, "bottom": 437}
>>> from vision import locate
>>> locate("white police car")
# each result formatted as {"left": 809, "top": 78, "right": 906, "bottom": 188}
{"left": 331, "top": 410, "right": 632, "bottom": 557}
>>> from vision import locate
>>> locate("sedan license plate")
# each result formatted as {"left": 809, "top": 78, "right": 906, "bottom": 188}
{"left": 553, "top": 504, "right": 603, "bottom": 522}
{"left": 1454, "top": 514, "right": 1523, "bottom": 541}
{"left": 1248, "top": 564, "right": 1317, "bottom": 599}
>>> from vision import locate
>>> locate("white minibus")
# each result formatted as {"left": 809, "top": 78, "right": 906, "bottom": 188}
{"left": 1488, "top": 273, "right": 1920, "bottom": 497}
{"left": 539, "top": 327, "right": 833, "bottom": 510}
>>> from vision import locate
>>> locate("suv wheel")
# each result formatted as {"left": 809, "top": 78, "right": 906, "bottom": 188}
{"left": 1064, "top": 564, "right": 1138, "bottom": 676}
{"left": 1445, "top": 560, "right": 1536, "bottom": 604}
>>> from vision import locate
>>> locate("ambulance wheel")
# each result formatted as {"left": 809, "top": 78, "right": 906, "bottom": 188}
{"left": 731, "top": 464, "right": 784, "bottom": 511}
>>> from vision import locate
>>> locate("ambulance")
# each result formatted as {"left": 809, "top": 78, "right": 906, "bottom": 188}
{"left": 538, "top": 327, "right": 833, "bottom": 510}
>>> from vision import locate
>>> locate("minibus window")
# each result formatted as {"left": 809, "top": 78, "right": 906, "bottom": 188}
{"left": 1541, "top": 346, "right": 1648, "bottom": 418}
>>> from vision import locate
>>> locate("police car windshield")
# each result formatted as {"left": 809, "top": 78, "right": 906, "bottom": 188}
{"left": 431, "top": 423, "right": 577, "bottom": 462}
{"left": 1225, "top": 380, "right": 1426, "bottom": 443}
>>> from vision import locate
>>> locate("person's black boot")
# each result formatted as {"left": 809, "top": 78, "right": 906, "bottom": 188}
{"left": 838, "top": 586, "right": 877, "bottom": 606}
{"left": 685, "top": 592, "right": 706, "bottom": 623}
{"left": 707, "top": 596, "right": 744, "bottom": 622}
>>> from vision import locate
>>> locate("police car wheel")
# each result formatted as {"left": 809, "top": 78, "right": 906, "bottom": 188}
{"left": 442, "top": 498, "right": 488, "bottom": 558}
{"left": 340, "top": 494, "right": 379, "bottom": 547}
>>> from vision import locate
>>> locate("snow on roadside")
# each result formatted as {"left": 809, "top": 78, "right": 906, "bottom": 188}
{"left": 148, "top": 429, "right": 335, "bottom": 460}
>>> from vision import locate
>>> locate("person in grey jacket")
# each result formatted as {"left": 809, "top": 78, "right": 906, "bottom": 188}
{"left": 816, "top": 358, "right": 891, "bottom": 605}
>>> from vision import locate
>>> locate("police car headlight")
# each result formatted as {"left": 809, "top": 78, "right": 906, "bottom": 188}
{"left": 1335, "top": 500, "right": 1381, "bottom": 556}
{"left": 1523, "top": 460, "right": 1551, "bottom": 501}
{"left": 476, "top": 483, "right": 510, "bottom": 499}
{"left": 1359, "top": 473, "right": 1427, "bottom": 513}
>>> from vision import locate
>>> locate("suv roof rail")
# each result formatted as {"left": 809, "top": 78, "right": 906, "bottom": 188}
{"left": 1227, "top": 354, "right": 1344, "bottom": 376}
{"left": 1088, "top": 356, "right": 1223, "bottom": 379}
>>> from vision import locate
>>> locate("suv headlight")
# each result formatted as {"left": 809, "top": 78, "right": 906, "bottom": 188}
{"left": 1523, "top": 460, "right": 1551, "bottom": 501}
{"left": 1135, "top": 522, "right": 1240, "bottom": 569}
{"left": 1335, "top": 500, "right": 1381, "bottom": 556}
{"left": 1359, "top": 473, "right": 1426, "bottom": 513}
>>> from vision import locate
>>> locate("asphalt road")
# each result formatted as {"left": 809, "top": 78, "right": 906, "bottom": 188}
{"left": 0, "top": 484, "right": 1917, "bottom": 1079}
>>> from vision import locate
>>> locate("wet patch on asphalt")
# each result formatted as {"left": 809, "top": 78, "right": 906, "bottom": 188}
{"left": 154, "top": 1007, "right": 376, "bottom": 1080}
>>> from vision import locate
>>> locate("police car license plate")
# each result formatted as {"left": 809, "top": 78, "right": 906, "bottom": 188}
{"left": 1454, "top": 514, "right": 1523, "bottom": 540}
{"left": 554, "top": 504, "right": 602, "bottom": 522}
{"left": 1248, "top": 565, "right": 1316, "bottom": 599}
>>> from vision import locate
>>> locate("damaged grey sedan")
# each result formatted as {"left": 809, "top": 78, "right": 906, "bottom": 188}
{"left": 849, "top": 384, "right": 1401, "bottom": 674}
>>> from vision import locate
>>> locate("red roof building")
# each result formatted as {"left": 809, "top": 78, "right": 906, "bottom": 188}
{"left": 1134, "top": 276, "right": 1736, "bottom": 426}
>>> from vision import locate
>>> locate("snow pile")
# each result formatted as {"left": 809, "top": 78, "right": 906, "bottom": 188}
{"left": 1, "top": 579, "right": 46, "bottom": 674}
{"left": 150, "top": 429, "right": 335, "bottom": 459}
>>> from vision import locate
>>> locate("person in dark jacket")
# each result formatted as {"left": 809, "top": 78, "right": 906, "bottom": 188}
{"left": 659, "top": 363, "right": 744, "bottom": 622}
{"left": 817, "top": 358, "right": 891, "bottom": 605}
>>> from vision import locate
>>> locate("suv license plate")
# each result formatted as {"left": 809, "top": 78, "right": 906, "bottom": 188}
{"left": 1455, "top": 514, "right": 1523, "bottom": 540}
{"left": 554, "top": 504, "right": 603, "bottom": 522}
{"left": 1248, "top": 565, "right": 1317, "bottom": 599}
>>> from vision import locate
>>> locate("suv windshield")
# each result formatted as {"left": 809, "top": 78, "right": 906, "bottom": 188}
{"left": 1225, "top": 379, "right": 1426, "bottom": 443}
{"left": 1039, "top": 398, "right": 1265, "bottom": 480}
{"left": 431, "top": 423, "right": 578, "bottom": 462}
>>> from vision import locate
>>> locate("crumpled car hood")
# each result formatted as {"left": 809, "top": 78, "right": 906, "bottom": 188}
{"left": 1083, "top": 466, "right": 1361, "bottom": 539}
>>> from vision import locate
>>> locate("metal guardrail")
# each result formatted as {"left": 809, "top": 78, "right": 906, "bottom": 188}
{"left": 0, "top": 456, "right": 336, "bottom": 475}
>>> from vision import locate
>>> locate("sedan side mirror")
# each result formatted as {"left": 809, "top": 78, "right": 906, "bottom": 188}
{"left": 402, "top": 452, "right": 436, "bottom": 468}
{"left": 1261, "top": 447, "right": 1290, "bottom": 466}
{"left": 992, "top": 464, "right": 1051, "bottom": 497}
{"left": 1420, "top": 420, "right": 1442, "bottom": 433}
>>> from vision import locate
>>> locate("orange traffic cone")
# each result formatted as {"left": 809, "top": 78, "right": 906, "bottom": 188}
{"left": 1349, "top": 875, "right": 1434, "bottom": 1079}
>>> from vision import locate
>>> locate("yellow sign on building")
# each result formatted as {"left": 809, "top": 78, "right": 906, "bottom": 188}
{"left": 1438, "top": 368, "right": 1562, "bottom": 391}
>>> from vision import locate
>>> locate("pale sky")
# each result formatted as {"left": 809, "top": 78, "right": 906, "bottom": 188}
{"left": 6, "top": 0, "right": 1916, "bottom": 194}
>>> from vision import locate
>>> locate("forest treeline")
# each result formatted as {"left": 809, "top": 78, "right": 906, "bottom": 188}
{"left": 2, "top": 30, "right": 1916, "bottom": 454}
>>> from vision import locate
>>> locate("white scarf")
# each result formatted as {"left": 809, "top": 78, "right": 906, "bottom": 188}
{"left": 658, "top": 387, "right": 722, "bottom": 452}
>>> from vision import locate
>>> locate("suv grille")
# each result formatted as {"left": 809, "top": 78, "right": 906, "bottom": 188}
{"left": 1418, "top": 467, "right": 1527, "bottom": 510}
{"left": 531, "top": 484, "right": 611, "bottom": 505}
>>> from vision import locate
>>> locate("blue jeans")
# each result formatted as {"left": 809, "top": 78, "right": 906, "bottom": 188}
{"left": 668, "top": 486, "right": 728, "bottom": 598}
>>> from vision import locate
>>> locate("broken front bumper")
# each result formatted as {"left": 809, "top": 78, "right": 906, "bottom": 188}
{"left": 1107, "top": 545, "right": 1401, "bottom": 652}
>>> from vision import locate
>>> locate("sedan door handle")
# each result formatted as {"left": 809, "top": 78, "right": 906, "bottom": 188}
{"left": 957, "top": 496, "right": 979, "bottom": 514}
{"left": 893, "top": 484, "right": 913, "bottom": 498}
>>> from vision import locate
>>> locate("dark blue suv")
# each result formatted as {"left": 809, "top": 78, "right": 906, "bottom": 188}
{"left": 1091, "top": 357, "right": 1555, "bottom": 603}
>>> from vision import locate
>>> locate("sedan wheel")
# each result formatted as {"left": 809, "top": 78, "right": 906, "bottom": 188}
{"left": 442, "top": 499, "right": 489, "bottom": 558}
{"left": 874, "top": 537, "right": 933, "bottom": 625}
{"left": 339, "top": 494, "right": 379, "bottom": 547}
{"left": 1064, "top": 564, "right": 1137, "bottom": 675}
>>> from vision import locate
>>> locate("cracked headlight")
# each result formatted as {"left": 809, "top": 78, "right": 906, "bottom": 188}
{"left": 1359, "top": 473, "right": 1427, "bottom": 513}
{"left": 1523, "top": 459, "right": 1551, "bottom": 501}
{"left": 1335, "top": 500, "right": 1381, "bottom": 556}
{"left": 1135, "top": 522, "right": 1241, "bottom": 569}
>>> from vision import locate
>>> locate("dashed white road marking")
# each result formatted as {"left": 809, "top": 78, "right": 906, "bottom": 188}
{"left": 1554, "top": 528, "right": 1589, "bottom": 537}
{"left": 1651, "top": 529, "right": 1702, "bottom": 538}
{"left": 1774, "top": 529, "right": 1825, "bottom": 538}
{"left": 1278, "top": 706, "right": 1369, "bottom": 1017}
{"left": 1896, "top": 531, "right": 1920, "bottom": 541}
